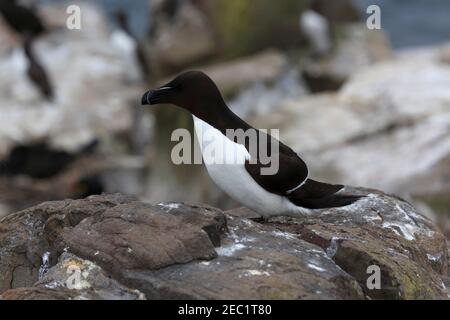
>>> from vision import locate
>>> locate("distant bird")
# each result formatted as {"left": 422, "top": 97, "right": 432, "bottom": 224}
{"left": 157, "top": 0, "right": 180, "bottom": 20}
{"left": 0, "top": 143, "right": 73, "bottom": 178}
{"left": 300, "top": 9, "right": 332, "bottom": 58}
{"left": 23, "top": 38, "right": 53, "bottom": 100}
{"left": 112, "top": 10, "right": 150, "bottom": 81}
{"left": 0, "top": 140, "right": 97, "bottom": 179}
{"left": 0, "top": 0, "right": 46, "bottom": 39}
{"left": 0, "top": 0, "right": 53, "bottom": 100}
{"left": 141, "top": 71, "right": 361, "bottom": 218}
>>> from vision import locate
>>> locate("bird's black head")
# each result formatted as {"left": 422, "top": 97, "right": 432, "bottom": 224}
{"left": 141, "top": 71, "right": 226, "bottom": 118}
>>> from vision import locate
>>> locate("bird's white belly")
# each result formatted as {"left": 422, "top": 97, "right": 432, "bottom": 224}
{"left": 192, "top": 116, "right": 302, "bottom": 217}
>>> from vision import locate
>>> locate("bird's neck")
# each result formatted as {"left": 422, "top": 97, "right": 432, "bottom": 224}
{"left": 118, "top": 21, "right": 133, "bottom": 39}
{"left": 192, "top": 102, "right": 252, "bottom": 134}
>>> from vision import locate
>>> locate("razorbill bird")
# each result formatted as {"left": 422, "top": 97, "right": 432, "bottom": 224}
{"left": 113, "top": 10, "right": 150, "bottom": 81}
{"left": 23, "top": 37, "right": 53, "bottom": 100}
{"left": 0, "top": 0, "right": 46, "bottom": 39}
{"left": 141, "top": 71, "right": 361, "bottom": 217}
{"left": 299, "top": 9, "right": 332, "bottom": 57}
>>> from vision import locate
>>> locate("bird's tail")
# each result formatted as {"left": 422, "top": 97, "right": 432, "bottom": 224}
{"left": 289, "top": 193, "right": 362, "bottom": 209}
{"left": 287, "top": 179, "right": 362, "bottom": 209}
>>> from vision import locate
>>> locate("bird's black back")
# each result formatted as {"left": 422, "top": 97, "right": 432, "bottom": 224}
{"left": 0, "top": 0, "right": 45, "bottom": 37}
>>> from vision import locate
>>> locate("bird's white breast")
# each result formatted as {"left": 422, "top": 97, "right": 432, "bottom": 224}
{"left": 192, "top": 116, "right": 303, "bottom": 217}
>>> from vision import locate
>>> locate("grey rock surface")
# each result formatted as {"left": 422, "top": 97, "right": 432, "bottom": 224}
{"left": 0, "top": 192, "right": 448, "bottom": 300}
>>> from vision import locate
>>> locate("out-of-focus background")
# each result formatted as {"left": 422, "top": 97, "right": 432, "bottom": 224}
{"left": 0, "top": 0, "right": 449, "bottom": 238}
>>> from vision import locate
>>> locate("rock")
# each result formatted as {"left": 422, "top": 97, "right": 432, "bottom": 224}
{"left": 0, "top": 193, "right": 226, "bottom": 296}
{"left": 266, "top": 187, "right": 448, "bottom": 299}
{"left": 228, "top": 69, "right": 308, "bottom": 118}
{"left": 1, "top": 253, "right": 145, "bottom": 300}
{"left": 340, "top": 47, "right": 450, "bottom": 120}
{"left": 0, "top": 287, "right": 80, "bottom": 300}
{"left": 0, "top": 192, "right": 448, "bottom": 299}
{"left": 123, "top": 212, "right": 363, "bottom": 299}
{"left": 54, "top": 202, "right": 225, "bottom": 273}
{"left": 149, "top": 0, "right": 215, "bottom": 74}
{"left": 301, "top": 23, "right": 392, "bottom": 92}
{"left": 0, "top": 193, "right": 131, "bottom": 293}
{"left": 251, "top": 93, "right": 366, "bottom": 153}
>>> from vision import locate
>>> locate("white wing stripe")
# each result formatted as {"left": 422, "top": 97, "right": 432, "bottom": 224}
{"left": 286, "top": 170, "right": 309, "bottom": 195}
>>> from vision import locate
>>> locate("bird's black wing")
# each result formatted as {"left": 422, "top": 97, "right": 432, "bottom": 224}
{"left": 244, "top": 147, "right": 309, "bottom": 196}
{"left": 245, "top": 152, "right": 344, "bottom": 197}
{"left": 228, "top": 115, "right": 358, "bottom": 208}
{"left": 287, "top": 179, "right": 363, "bottom": 209}
{"left": 243, "top": 136, "right": 351, "bottom": 200}
{"left": 246, "top": 156, "right": 361, "bottom": 209}
{"left": 289, "top": 178, "right": 344, "bottom": 199}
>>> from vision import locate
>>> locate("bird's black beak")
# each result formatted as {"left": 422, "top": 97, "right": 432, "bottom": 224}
{"left": 141, "top": 87, "right": 173, "bottom": 106}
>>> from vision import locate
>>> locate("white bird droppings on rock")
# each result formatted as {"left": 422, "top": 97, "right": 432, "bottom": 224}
{"left": 308, "top": 263, "right": 327, "bottom": 273}
{"left": 216, "top": 243, "right": 246, "bottom": 257}
{"left": 427, "top": 252, "right": 442, "bottom": 262}
{"left": 38, "top": 251, "right": 51, "bottom": 280}
{"left": 44, "top": 281, "right": 60, "bottom": 289}
{"left": 241, "top": 219, "right": 254, "bottom": 227}
{"left": 272, "top": 230, "right": 297, "bottom": 240}
{"left": 240, "top": 270, "right": 271, "bottom": 278}
{"left": 382, "top": 221, "right": 416, "bottom": 241}
{"left": 157, "top": 202, "right": 181, "bottom": 211}
{"left": 326, "top": 237, "right": 339, "bottom": 258}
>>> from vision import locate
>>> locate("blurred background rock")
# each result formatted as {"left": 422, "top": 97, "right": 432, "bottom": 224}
{"left": 0, "top": 0, "right": 449, "bottom": 240}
